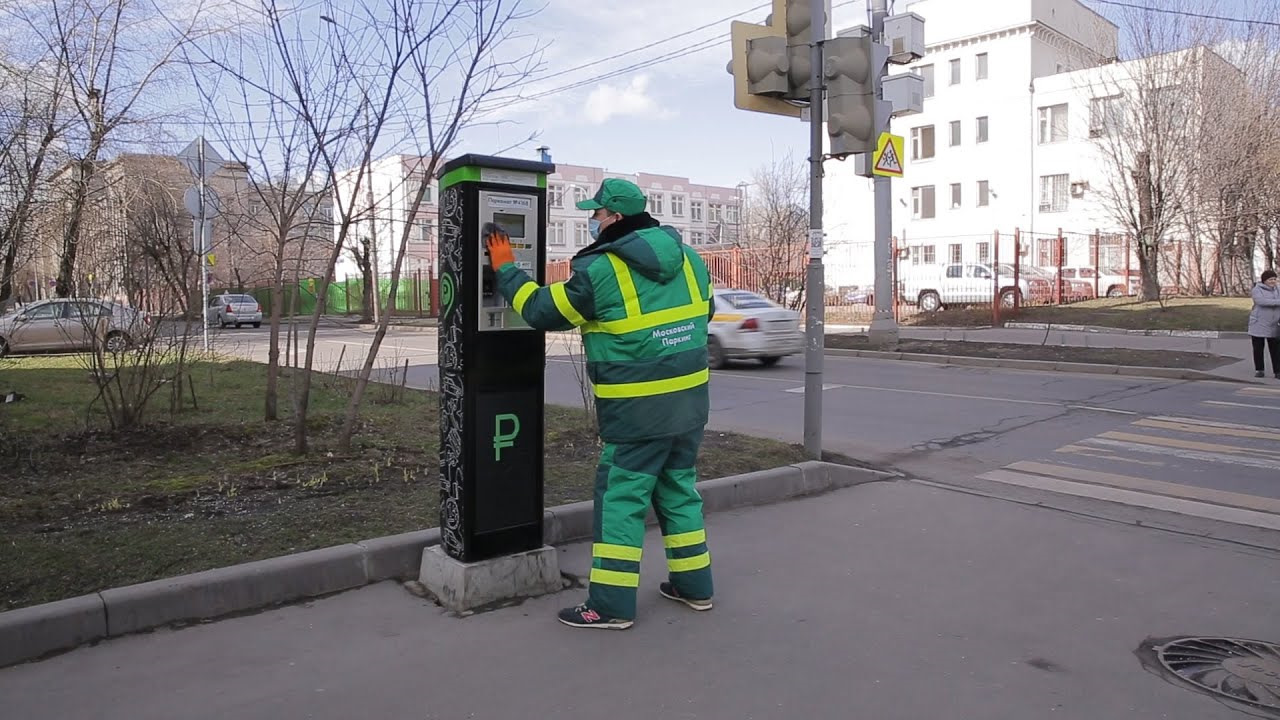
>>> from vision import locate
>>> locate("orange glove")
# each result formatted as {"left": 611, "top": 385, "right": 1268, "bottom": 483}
{"left": 486, "top": 228, "right": 515, "bottom": 270}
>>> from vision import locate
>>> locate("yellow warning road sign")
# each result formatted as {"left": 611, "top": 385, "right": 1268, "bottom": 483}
{"left": 872, "top": 132, "right": 904, "bottom": 178}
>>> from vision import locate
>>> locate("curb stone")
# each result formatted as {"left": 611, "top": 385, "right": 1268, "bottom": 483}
{"left": 1004, "top": 321, "right": 1248, "bottom": 340}
{"left": 825, "top": 347, "right": 1248, "bottom": 383}
{"left": 356, "top": 322, "right": 438, "bottom": 332}
{"left": 0, "top": 461, "right": 890, "bottom": 668}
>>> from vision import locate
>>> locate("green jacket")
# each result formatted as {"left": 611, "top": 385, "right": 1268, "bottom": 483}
{"left": 496, "top": 220, "right": 713, "bottom": 443}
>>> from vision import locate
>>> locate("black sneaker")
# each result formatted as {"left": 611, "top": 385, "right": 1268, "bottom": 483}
{"left": 557, "top": 604, "right": 633, "bottom": 630}
{"left": 1258, "top": 371, "right": 1267, "bottom": 378}
{"left": 659, "top": 582, "right": 713, "bottom": 611}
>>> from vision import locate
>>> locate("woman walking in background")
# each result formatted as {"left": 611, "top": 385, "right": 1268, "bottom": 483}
{"left": 1249, "top": 269, "right": 1280, "bottom": 379}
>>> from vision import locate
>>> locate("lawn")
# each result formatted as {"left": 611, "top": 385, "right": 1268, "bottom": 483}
{"left": 0, "top": 355, "right": 808, "bottom": 612}
{"left": 905, "top": 296, "right": 1252, "bottom": 331}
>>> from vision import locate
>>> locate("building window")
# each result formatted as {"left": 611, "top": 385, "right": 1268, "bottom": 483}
{"left": 572, "top": 185, "right": 587, "bottom": 205}
{"left": 411, "top": 218, "right": 433, "bottom": 243}
{"left": 1038, "top": 104, "right": 1068, "bottom": 144}
{"left": 910, "top": 125, "right": 935, "bottom": 160}
{"left": 549, "top": 184, "right": 564, "bottom": 209}
{"left": 916, "top": 64, "right": 935, "bottom": 98}
{"left": 691, "top": 200, "right": 704, "bottom": 221}
{"left": 1089, "top": 95, "right": 1123, "bottom": 137}
{"left": 949, "top": 58, "right": 961, "bottom": 85}
{"left": 690, "top": 230, "right": 705, "bottom": 245}
{"left": 708, "top": 203, "right": 723, "bottom": 223}
{"left": 650, "top": 192, "right": 664, "bottom": 215}
{"left": 1039, "top": 174, "right": 1069, "bottom": 213}
{"left": 949, "top": 243, "right": 962, "bottom": 263}
{"left": 950, "top": 183, "right": 962, "bottom": 209}
{"left": 548, "top": 220, "right": 566, "bottom": 246}
{"left": 726, "top": 204, "right": 739, "bottom": 224}
{"left": 911, "top": 186, "right": 936, "bottom": 219}
{"left": 671, "top": 194, "right": 685, "bottom": 217}
{"left": 977, "top": 180, "right": 990, "bottom": 207}
{"left": 976, "top": 52, "right": 988, "bottom": 80}
{"left": 949, "top": 120, "right": 961, "bottom": 147}
{"left": 976, "top": 116, "right": 989, "bottom": 143}
{"left": 574, "top": 221, "right": 591, "bottom": 246}
{"left": 977, "top": 241, "right": 990, "bottom": 263}
{"left": 923, "top": 245, "right": 936, "bottom": 264}
{"left": 911, "top": 246, "right": 922, "bottom": 266}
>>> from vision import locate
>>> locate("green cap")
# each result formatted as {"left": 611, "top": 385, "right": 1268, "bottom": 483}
{"left": 575, "top": 178, "right": 648, "bottom": 216}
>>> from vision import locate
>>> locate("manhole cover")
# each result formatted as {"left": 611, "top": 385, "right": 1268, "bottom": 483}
{"left": 1156, "top": 637, "right": 1280, "bottom": 710}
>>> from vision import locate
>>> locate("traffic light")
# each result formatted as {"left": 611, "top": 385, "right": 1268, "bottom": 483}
{"left": 782, "top": 1, "right": 815, "bottom": 101}
{"left": 823, "top": 32, "right": 888, "bottom": 160}
{"left": 728, "top": 0, "right": 800, "bottom": 117}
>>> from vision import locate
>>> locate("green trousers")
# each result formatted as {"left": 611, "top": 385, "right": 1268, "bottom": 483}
{"left": 587, "top": 429, "right": 713, "bottom": 620}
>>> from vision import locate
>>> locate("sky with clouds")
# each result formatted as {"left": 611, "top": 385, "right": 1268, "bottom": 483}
{"left": 452, "top": 0, "right": 1274, "bottom": 189}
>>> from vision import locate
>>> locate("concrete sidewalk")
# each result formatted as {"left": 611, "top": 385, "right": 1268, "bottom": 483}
{"left": 2, "top": 481, "right": 1275, "bottom": 719}
{"left": 886, "top": 327, "right": 1261, "bottom": 382}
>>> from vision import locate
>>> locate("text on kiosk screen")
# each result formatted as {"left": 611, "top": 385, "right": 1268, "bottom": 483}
{"left": 492, "top": 213, "right": 526, "bottom": 239}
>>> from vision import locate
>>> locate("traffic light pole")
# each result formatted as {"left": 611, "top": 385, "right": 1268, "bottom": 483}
{"left": 803, "top": 0, "right": 825, "bottom": 460}
{"left": 867, "top": 0, "right": 899, "bottom": 345}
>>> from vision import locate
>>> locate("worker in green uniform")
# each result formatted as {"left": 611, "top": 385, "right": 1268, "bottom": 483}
{"left": 485, "top": 177, "right": 715, "bottom": 630}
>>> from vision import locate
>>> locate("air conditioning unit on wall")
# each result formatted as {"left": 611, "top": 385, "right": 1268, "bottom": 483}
{"left": 1070, "top": 181, "right": 1089, "bottom": 198}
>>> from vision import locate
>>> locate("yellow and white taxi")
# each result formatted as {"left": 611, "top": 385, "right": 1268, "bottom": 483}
{"left": 708, "top": 289, "right": 804, "bottom": 369}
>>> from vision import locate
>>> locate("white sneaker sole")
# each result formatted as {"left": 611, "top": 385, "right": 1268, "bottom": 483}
{"left": 659, "top": 587, "right": 713, "bottom": 611}
{"left": 558, "top": 617, "right": 633, "bottom": 630}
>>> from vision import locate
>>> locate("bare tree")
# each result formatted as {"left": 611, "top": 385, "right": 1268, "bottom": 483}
{"left": 1086, "top": 0, "right": 1280, "bottom": 300}
{"left": 195, "top": 0, "right": 540, "bottom": 454}
{"left": 742, "top": 153, "right": 808, "bottom": 309}
{"left": 6, "top": 0, "right": 213, "bottom": 299}
{"left": 0, "top": 42, "right": 70, "bottom": 307}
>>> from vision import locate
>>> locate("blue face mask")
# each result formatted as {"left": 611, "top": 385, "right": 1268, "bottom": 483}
{"left": 588, "top": 218, "right": 603, "bottom": 241}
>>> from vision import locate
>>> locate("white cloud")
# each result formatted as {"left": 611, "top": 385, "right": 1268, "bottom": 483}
{"left": 582, "top": 75, "right": 674, "bottom": 125}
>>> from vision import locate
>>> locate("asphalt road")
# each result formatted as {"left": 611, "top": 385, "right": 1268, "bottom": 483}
{"left": 212, "top": 323, "right": 1280, "bottom": 547}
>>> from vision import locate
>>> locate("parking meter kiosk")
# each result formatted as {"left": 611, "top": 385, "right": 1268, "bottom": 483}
{"left": 436, "top": 154, "right": 554, "bottom": 563}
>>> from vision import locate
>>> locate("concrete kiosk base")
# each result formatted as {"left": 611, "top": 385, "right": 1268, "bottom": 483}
{"left": 418, "top": 545, "right": 561, "bottom": 613}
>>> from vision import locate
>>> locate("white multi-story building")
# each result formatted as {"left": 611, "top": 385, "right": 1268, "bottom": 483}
{"left": 826, "top": 0, "right": 1132, "bottom": 286}
{"left": 546, "top": 164, "right": 746, "bottom": 261}
{"left": 334, "top": 156, "right": 746, "bottom": 277}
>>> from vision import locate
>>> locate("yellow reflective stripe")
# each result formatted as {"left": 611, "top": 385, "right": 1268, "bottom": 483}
{"left": 606, "top": 253, "right": 641, "bottom": 317}
{"left": 667, "top": 552, "right": 711, "bottom": 573}
{"left": 512, "top": 282, "right": 538, "bottom": 314}
{"left": 593, "top": 543, "right": 642, "bottom": 562}
{"left": 594, "top": 368, "right": 709, "bottom": 400}
{"left": 549, "top": 282, "right": 587, "bottom": 326}
{"left": 663, "top": 529, "right": 707, "bottom": 549}
{"left": 682, "top": 250, "right": 703, "bottom": 303}
{"left": 590, "top": 567, "right": 640, "bottom": 588}
{"left": 581, "top": 301, "right": 707, "bottom": 335}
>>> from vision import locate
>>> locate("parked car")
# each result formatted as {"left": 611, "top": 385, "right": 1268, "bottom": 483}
{"left": 900, "top": 263, "right": 1053, "bottom": 312}
{"left": 0, "top": 298, "right": 150, "bottom": 356}
{"left": 1028, "top": 266, "right": 1094, "bottom": 302}
{"left": 708, "top": 289, "right": 804, "bottom": 369}
{"left": 1060, "top": 266, "right": 1138, "bottom": 298}
{"left": 210, "top": 293, "right": 262, "bottom": 328}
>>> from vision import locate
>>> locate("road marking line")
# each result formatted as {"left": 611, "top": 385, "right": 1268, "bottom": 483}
{"left": 1203, "top": 400, "right": 1280, "bottom": 411}
{"left": 784, "top": 384, "right": 847, "bottom": 394}
{"left": 1239, "top": 386, "right": 1280, "bottom": 397}
{"left": 1097, "top": 430, "right": 1280, "bottom": 457}
{"left": 1066, "top": 405, "right": 1138, "bottom": 415}
{"left": 1134, "top": 418, "right": 1280, "bottom": 442}
{"left": 1149, "top": 415, "right": 1280, "bottom": 433}
{"left": 1055, "top": 445, "right": 1165, "bottom": 466}
{"left": 1080, "top": 437, "right": 1280, "bottom": 471}
{"left": 979, "top": 468, "right": 1280, "bottom": 530}
{"left": 1009, "top": 460, "right": 1280, "bottom": 514}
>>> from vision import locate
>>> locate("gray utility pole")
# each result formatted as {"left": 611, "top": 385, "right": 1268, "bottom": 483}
{"left": 180, "top": 136, "right": 224, "bottom": 354}
{"left": 198, "top": 140, "right": 210, "bottom": 353}
{"left": 803, "top": 0, "right": 826, "bottom": 459}
{"left": 867, "top": 0, "right": 898, "bottom": 345}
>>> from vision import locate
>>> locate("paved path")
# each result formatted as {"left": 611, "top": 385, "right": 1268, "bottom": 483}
{"left": 2, "top": 480, "right": 1275, "bottom": 719}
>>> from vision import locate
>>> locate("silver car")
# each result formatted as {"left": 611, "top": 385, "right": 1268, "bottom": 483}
{"left": 0, "top": 298, "right": 150, "bottom": 356}
{"left": 211, "top": 293, "right": 263, "bottom": 328}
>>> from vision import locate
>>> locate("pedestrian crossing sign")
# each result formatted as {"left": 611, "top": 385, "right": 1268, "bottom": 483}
{"left": 872, "top": 132, "right": 904, "bottom": 178}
